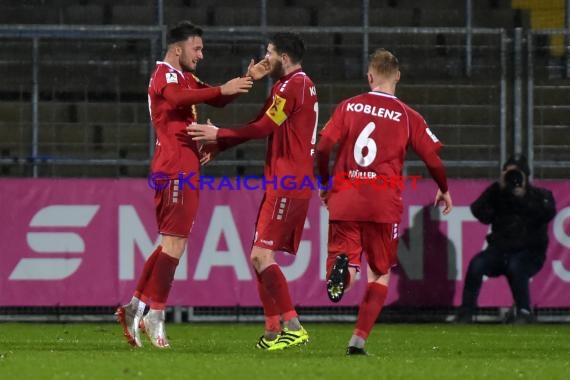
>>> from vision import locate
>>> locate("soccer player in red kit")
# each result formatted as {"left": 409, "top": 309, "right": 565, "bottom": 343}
{"left": 115, "top": 21, "right": 266, "bottom": 349}
{"left": 317, "top": 49, "right": 453, "bottom": 355}
{"left": 188, "top": 33, "right": 318, "bottom": 350}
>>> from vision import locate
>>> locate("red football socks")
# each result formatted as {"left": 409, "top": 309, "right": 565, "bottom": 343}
{"left": 147, "top": 252, "right": 179, "bottom": 310}
{"left": 354, "top": 282, "right": 388, "bottom": 339}
{"left": 255, "top": 270, "right": 281, "bottom": 332}
{"left": 133, "top": 245, "right": 162, "bottom": 302}
{"left": 259, "top": 264, "right": 297, "bottom": 320}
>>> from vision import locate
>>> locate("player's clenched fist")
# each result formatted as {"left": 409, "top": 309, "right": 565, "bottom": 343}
{"left": 221, "top": 76, "right": 253, "bottom": 95}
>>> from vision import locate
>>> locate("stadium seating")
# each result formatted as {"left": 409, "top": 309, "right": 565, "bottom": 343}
{"left": 0, "top": 5, "right": 61, "bottom": 24}
{"left": 0, "top": 0, "right": 566, "bottom": 179}
{"left": 164, "top": 7, "right": 209, "bottom": 26}
{"left": 267, "top": 7, "right": 312, "bottom": 26}
{"left": 369, "top": 0, "right": 512, "bottom": 9}
{"left": 63, "top": 5, "right": 105, "bottom": 25}
{"left": 112, "top": 5, "right": 156, "bottom": 25}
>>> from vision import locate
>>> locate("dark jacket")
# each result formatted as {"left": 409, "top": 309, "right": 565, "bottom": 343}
{"left": 470, "top": 182, "right": 556, "bottom": 256}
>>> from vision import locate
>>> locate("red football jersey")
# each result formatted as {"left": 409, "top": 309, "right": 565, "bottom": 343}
{"left": 216, "top": 69, "right": 318, "bottom": 198}
{"left": 320, "top": 91, "right": 443, "bottom": 223}
{"left": 148, "top": 61, "right": 228, "bottom": 177}
{"left": 263, "top": 69, "right": 318, "bottom": 198}
{"left": 219, "top": 69, "right": 318, "bottom": 198}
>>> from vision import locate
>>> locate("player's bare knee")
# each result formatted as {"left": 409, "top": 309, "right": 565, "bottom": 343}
{"left": 250, "top": 254, "right": 261, "bottom": 272}
{"left": 160, "top": 235, "right": 187, "bottom": 259}
{"left": 250, "top": 247, "right": 274, "bottom": 272}
{"left": 250, "top": 250, "right": 265, "bottom": 272}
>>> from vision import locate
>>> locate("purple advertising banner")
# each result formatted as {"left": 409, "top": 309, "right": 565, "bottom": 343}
{"left": 0, "top": 179, "right": 569, "bottom": 307}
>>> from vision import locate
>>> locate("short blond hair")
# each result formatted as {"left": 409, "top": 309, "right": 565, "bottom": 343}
{"left": 368, "top": 48, "right": 399, "bottom": 77}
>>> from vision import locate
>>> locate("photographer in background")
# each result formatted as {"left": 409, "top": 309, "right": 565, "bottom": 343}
{"left": 457, "top": 155, "right": 556, "bottom": 323}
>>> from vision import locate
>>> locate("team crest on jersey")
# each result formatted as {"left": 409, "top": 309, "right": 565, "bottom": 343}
{"left": 266, "top": 95, "right": 287, "bottom": 125}
{"left": 166, "top": 72, "right": 178, "bottom": 84}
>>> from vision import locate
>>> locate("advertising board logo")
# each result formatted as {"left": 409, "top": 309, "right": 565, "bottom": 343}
{"left": 9, "top": 205, "right": 99, "bottom": 280}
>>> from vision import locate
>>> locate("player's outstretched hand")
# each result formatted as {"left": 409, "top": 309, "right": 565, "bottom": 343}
{"left": 246, "top": 58, "right": 270, "bottom": 81}
{"left": 221, "top": 77, "right": 253, "bottom": 95}
{"left": 187, "top": 119, "right": 219, "bottom": 144}
{"left": 434, "top": 189, "right": 453, "bottom": 215}
{"left": 199, "top": 143, "right": 219, "bottom": 165}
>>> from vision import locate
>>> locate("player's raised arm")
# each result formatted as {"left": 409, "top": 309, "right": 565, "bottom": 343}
{"left": 220, "top": 76, "right": 254, "bottom": 95}
{"left": 200, "top": 59, "right": 268, "bottom": 107}
{"left": 162, "top": 76, "right": 252, "bottom": 108}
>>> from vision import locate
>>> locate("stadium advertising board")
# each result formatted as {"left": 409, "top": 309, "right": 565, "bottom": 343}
{"left": 1, "top": 179, "right": 568, "bottom": 307}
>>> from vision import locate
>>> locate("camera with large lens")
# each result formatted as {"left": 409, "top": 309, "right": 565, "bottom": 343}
{"left": 504, "top": 169, "right": 524, "bottom": 191}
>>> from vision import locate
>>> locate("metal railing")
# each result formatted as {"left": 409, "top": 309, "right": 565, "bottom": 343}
{"left": 526, "top": 28, "right": 570, "bottom": 179}
{"left": 0, "top": 1, "right": 569, "bottom": 178}
{"left": 0, "top": 25, "right": 162, "bottom": 177}
{"left": 0, "top": 25, "right": 508, "bottom": 178}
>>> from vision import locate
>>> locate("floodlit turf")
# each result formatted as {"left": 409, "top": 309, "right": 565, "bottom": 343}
{"left": 0, "top": 323, "right": 569, "bottom": 380}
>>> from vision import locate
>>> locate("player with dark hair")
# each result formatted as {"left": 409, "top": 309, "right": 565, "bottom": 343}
{"left": 115, "top": 21, "right": 268, "bottom": 349}
{"left": 188, "top": 32, "right": 318, "bottom": 351}
{"left": 317, "top": 48, "right": 452, "bottom": 355}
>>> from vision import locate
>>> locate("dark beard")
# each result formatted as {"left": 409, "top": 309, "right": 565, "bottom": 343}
{"left": 270, "top": 61, "right": 284, "bottom": 79}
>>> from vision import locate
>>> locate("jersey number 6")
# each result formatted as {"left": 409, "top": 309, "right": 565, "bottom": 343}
{"left": 353, "top": 122, "right": 377, "bottom": 167}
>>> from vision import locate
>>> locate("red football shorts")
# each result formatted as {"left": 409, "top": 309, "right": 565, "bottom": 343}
{"left": 154, "top": 178, "right": 199, "bottom": 237}
{"left": 253, "top": 193, "right": 310, "bottom": 254}
{"left": 326, "top": 221, "right": 400, "bottom": 276}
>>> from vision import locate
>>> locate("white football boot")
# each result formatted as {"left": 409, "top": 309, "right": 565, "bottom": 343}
{"left": 140, "top": 309, "right": 170, "bottom": 348}
{"left": 115, "top": 303, "right": 143, "bottom": 348}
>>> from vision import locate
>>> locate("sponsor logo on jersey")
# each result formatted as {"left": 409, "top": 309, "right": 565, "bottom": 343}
{"left": 348, "top": 169, "right": 377, "bottom": 179}
{"left": 166, "top": 72, "right": 178, "bottom": 84}
{"left": 266, "top": 94, "right": 287, "bottom": 125}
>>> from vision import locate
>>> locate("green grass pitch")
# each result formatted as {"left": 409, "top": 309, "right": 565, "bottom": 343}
{"left": 0, "top": 323, "right": 569, "bottom": 380}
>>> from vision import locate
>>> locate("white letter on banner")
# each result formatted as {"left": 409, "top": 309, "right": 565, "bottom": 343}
{"left": 194, "top": 206, "right": 251, "bottom": 280}
{"left": 435, "top": 206, "right": 478, "bottom": 281}
{"left": 279, "top": 218, "right": 311, "bottom": 281}
{"left": 119, "top": 205, "right": 187, "bottom": 280}
{"left": 10, "top": 205, "right": 99, "bottom": 280}
{"left": 397, "top": 205, "right": 424, "bottom": 280}
{"left": 552, "top": 206, "right": 570, "bottom": 282}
